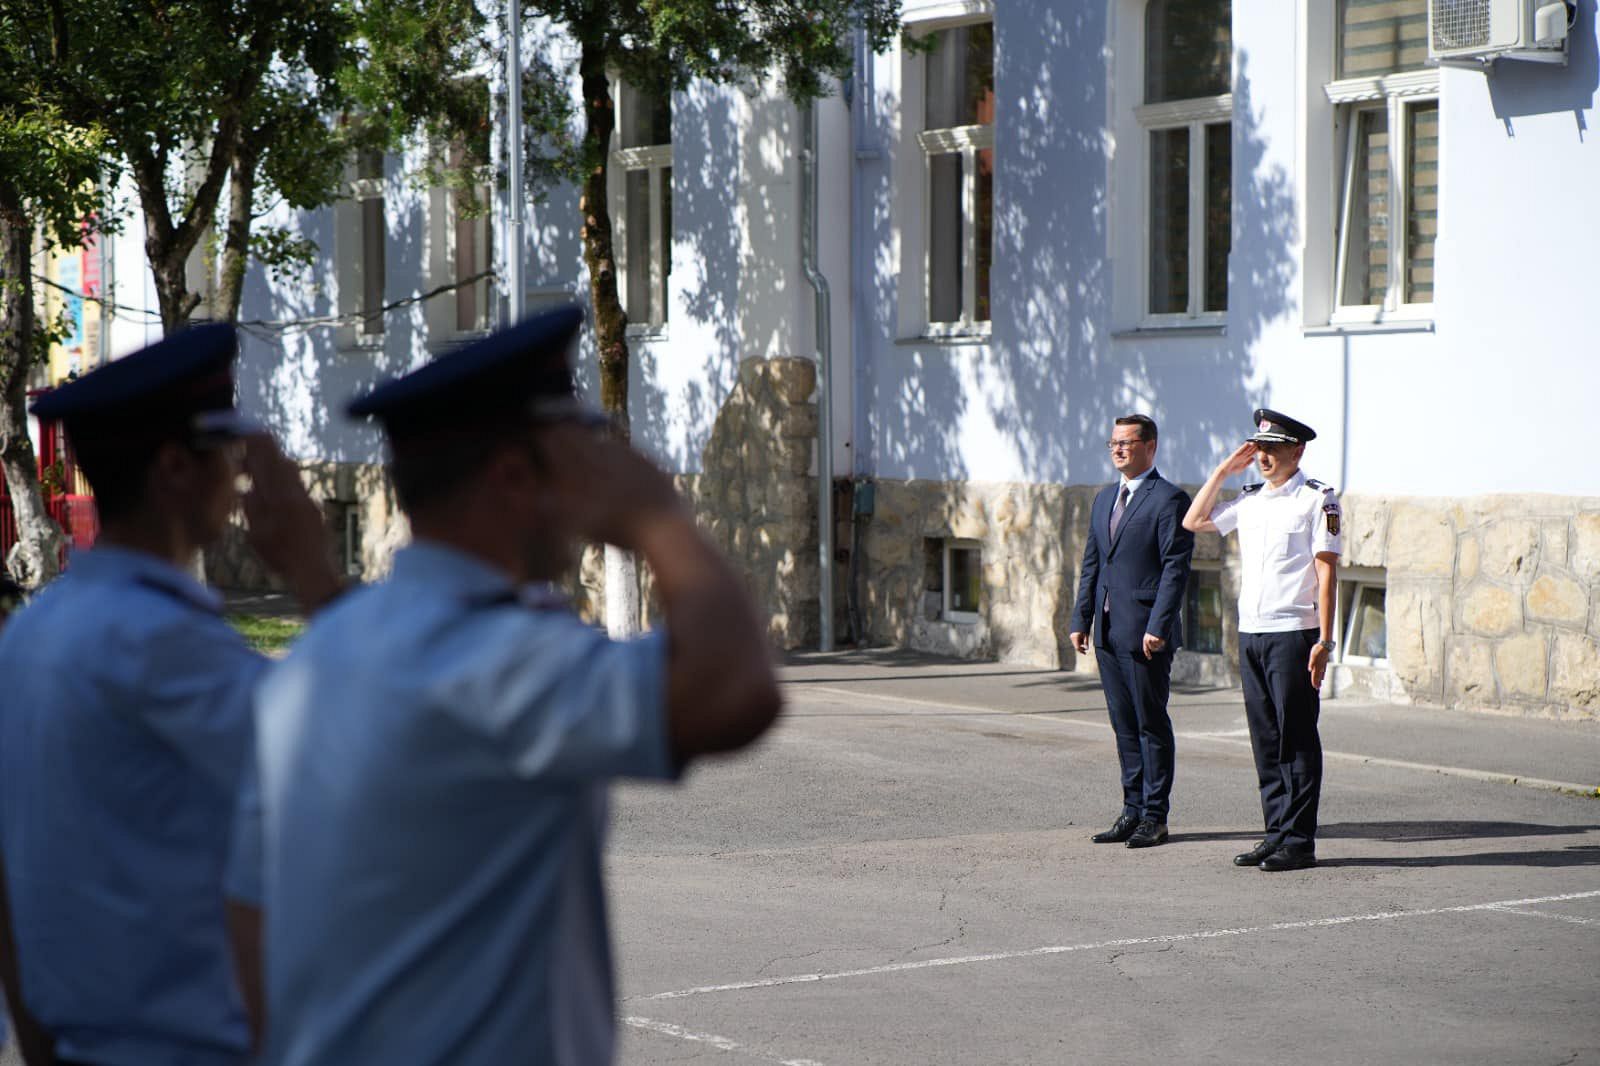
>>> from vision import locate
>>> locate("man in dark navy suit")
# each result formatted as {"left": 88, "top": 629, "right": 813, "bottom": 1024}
{"left": 1070, "top": 415, "right": 1195, "bottom": 849}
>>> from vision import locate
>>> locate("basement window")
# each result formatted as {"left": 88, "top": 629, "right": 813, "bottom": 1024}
{"left": 1184, "top": 565, "right": 1224, "bottom": 653}
{"left": 1338, "top": 566, "right": 1387, "bottom": 664}
{"left": 943, "top": 539, "right": 982, "bottom": 622}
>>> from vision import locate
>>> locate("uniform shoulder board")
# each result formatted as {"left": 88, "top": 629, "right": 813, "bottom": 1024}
{"left": 1306, "top": 478, "right": 1337, "bottom": 493}
{"left": 1241, "top": 482, "right": 1264, "bottom": 495}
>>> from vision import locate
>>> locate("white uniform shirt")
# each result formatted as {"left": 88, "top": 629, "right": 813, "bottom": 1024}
{"left": 1209, "top": 470, "right": 1342, "bottom": 634}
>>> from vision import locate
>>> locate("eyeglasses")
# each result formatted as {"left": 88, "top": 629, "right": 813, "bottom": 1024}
{"left": 1106, "top": 439, "right": 1148, "bottom": 452}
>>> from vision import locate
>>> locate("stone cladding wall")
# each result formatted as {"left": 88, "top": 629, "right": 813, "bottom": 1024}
{"left": 202, "top": 405, "right": 1599, "bottom": 720}
{"left": 1358, "top": 495, "right": 1600, "bottom": 719}
{"left": 205, "top": 459, "right": 408, "bottom": 592}
{"left": 570, "top": 355, "right": 822, "bottom": 650}
{"left": 853, "top": 481, "right": 1600, "bottom": 720}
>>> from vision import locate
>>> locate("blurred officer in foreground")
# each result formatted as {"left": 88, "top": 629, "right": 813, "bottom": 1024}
{"left": 1183, "top": 409, "right": 1341, "bottom": 872}
{"left": 0, "top": 324, "right": 343, "bottom": 1065}
{"left": 246, "top": 306, "right": 781, "bottom": 1066}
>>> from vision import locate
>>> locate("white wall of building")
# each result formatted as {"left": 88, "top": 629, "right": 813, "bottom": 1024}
{"left": 848, "top": 0, "right": 1600, "bottom": 496}
{"left": 192, "top": 1, "right": 1598, "bottom": 503}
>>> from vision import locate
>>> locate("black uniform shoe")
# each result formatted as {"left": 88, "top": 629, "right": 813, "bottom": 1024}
{"left": 1233, "top": 840, "right": 1277, "bottom": 867}
{"left": 1259, "top": 845, "right": 1316, "bottom": 872}
{"left": 1125, "top": 821, "right": 1169, "bottom": 848}
{"left": 1092, "top": 813, "right": 1140, "bottom": 843}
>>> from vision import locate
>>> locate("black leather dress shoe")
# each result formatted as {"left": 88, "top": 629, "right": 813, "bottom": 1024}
{"left": 1259, "top": 845, "right": 1316, "bottom": 872}
{"left": 1092, "top": 813, "right": 1140, "bottom": 843}
{"left": 1233, "top": 840, "right": 1277, "bottom": 867}
{"left": 1125, "top": 821, "right": 1169, "bottom": 848}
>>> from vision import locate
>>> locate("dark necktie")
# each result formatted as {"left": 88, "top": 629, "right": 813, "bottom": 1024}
{"left": 1109, "top": 484, "right": 1130, "bottom": 541}
{"left": 1103, "top": 485, "right": 1131, "bottom": 614}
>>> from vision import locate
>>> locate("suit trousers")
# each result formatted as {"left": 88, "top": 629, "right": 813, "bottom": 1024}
{"left": 1097, "top": 615, "right": 1176, "bottom": 822}
{"left": 1239, "top": 629, "right": 1324, "bottom": 848}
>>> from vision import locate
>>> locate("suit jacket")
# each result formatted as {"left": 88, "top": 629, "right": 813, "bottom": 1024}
{"left": 1071, "top": 469, "right": 1195, "bottom": 652}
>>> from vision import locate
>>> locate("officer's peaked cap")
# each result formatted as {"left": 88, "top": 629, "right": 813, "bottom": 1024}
{"left": 348, "top": 305, "right": 596, "bottom": 439}
{"left": 29, "top": 322, "right": 259, "bottom": 442}
{"left": 1249, "top": 408, "right": 1317, "bottom": 445}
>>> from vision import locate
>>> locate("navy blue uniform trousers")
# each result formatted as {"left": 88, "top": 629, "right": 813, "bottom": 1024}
{"left": 1239, "top": 628, "right": 1324, "bottom": 848}
{"left": 1098, "top": 612, "right": 1176, "bottom": 823}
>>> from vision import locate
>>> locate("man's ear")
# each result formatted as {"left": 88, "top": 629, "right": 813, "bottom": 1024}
{"left": 150, "top": 440, "right": 200, "bottom": 496}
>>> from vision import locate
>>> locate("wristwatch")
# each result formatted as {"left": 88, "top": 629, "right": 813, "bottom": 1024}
{"left": 1317, "top": 639, "right": 1337, "bottom": 652}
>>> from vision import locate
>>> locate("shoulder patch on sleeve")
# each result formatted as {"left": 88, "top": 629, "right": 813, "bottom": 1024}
{"left": 1323, "top": 498, "right": 1342, "bottom": 535}
{"left": 1241, "top": 482, "right": 1264, "bottom": 495}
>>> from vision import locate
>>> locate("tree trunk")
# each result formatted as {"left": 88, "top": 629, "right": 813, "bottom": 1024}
{"left": 578, "top": 38, "right": 642, "bottom": 637}
{"left": 216, "top": 136, "right": 262, "bottom": 323}
{"left": 0, "top": 185, "right": 66, "bottom": 587}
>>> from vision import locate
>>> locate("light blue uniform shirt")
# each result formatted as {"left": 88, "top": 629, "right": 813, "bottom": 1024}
{"left": 249, "top": 542, "right": 675, "bottom": 1066}
{"left": 0, "top": 547, "right": 265, "bottom": 1066}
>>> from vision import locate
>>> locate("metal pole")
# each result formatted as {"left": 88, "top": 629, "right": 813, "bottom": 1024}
{"left": 505, "top": 0, "right": 526, "bottom": 323}
{"left": 801, "top": 100, "right": 835, "bottom": 652}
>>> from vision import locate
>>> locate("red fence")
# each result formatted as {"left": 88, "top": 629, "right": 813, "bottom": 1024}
{"left": 0, "top": 391, "right": 99, "bottom": 572}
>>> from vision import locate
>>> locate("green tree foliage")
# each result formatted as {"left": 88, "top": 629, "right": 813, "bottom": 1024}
{"left": 3, "top": 0, "right": 494, "bottom": 331}
{"left": 0, "top": 0, "right": 496, "bottom": 582}
{"left": 0, "top": 50, "right": 112, "bottom": 583}
{"left": 518, "top": 0, "right": 906, "bottom": 436}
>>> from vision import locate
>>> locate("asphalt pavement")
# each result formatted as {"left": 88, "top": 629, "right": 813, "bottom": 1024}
{"left": 612, "top": 650, "right": 1600, "bottom": 1066}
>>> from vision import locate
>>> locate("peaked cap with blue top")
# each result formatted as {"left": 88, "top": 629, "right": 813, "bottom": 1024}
{"left": 29, "top": 322, "right": 260, "bottom": 443}
{"left": 348, "top": 305, "right": 600, "bottom": 440}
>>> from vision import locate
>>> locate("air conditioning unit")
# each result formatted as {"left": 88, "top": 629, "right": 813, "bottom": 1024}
{"left": 1428, "top": 0, "right": 1573, "bottom": 65}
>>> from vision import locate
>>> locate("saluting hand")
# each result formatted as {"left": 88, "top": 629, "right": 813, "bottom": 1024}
{"left": 240, "top": 435, "right": 344, "bottom": 610}
{"left": 536, "top": 424, "right": 687, "bottom": 551}
{"left": 1217, "top": 442, "right": 1258, "bottom": 477}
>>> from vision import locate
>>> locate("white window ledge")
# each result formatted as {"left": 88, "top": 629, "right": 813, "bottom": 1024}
{"left": 1304, "top": 319, "right": 1434, "bottom": 337}
{"left": 427, "top": 330, "right": 492, "bottom": 355}
{"left": 1112, "top": 323, "right": 1227, "bottom": 339}
{"left": 625, "top": 323, "right": 668, "bottom": 341}
{"left": 895, "top": 326, "right": 992, "bottom": 347}
{"left": 337, "top": 335, "right": 386, "bottom": 356}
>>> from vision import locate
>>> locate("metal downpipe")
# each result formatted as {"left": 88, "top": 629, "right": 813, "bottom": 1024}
{"left": 800, "top": 100, "right": 835, "bottom": 652}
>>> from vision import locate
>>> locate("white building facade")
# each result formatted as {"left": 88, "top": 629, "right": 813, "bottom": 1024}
{"left": 207, "top": 0, "right": 1600, "bottom": 717}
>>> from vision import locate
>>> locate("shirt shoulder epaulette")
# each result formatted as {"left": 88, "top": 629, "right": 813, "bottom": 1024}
{"left": 1241, "top": 483, "right": 1264, "bottom": 495}
{"left": 1305, "top": 478, "right": 1337, "bottom": 493}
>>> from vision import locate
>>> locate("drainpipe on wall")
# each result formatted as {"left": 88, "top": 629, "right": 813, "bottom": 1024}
{"left": 846, "top": 27, "right": 881, "bottom": 646}
{"left": 504, "top": 0, "right": 525, "bottom": 324}
{"left": 800, "top": 99, "right": 835, "bottom": 653}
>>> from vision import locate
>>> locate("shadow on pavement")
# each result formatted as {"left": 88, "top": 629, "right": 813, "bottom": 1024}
{"left": 1318, "top": 846, "right": 1600, "bottom": 870}
{"left": 1319, "top": 820, "right": 1600, "bottom": 842}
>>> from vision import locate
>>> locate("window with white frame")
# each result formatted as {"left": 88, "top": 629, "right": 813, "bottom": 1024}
{"left": 942, "top": 539, "right": 983, "bottom": 621}
{"left": 613, "top": 80, "right": 672, "bottom": 331}
{"left": 1337, "top": 566, "right": 1388, "bottom": 664}
{"left": 334, "top": 147, "right": 387, "bottom": 347}
{"left": 1328, "top": 0, "right": 1437, "bottom": 319}
{"left": 921, "top": 20, "right": 994, "bottom": 330}
{"left": 1137, "top": 0, "right": 1232, "bottom": 321}
{"left": 426, "top": 128, "right": 494, "bottom": 342}
{"left": 450, "top": 138, "right": 494, "bottom": 334}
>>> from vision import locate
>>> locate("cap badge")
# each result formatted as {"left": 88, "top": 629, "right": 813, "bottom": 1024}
{"left": 1259, "top": 419, "right": 1272, "bottom": 432}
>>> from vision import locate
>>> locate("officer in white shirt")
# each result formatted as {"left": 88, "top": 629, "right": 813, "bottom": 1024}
{"left": 1184, "top": 409, "right": 1341, "bottom": 872}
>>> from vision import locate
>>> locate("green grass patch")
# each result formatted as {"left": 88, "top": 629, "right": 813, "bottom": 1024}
{"left": 228, "top": 614, "right": 306, "bottom": 655}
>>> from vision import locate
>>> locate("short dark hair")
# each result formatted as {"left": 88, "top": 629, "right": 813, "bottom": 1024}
{"left": 70, "top": 434, "right": 167, "bottom": 523}
{"left": 388, "top": 416, "right": 546, "bottom": 516}
{"left": 1114, "top": 414, "right": 1158, "bottom": 442}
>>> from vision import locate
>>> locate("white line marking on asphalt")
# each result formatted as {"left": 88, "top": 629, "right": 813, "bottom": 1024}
{"left": 796, "top": 686, "right": 1600, "bottom": 796}
{"left": 624, "top": 1016, "right": 824, "bottom": 1065}
{"left": 641, "top": 890, "right": 1600, "bottom": 1001}
{"left": 1484, "top": 905, "right": 1600, "bottom": 927}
